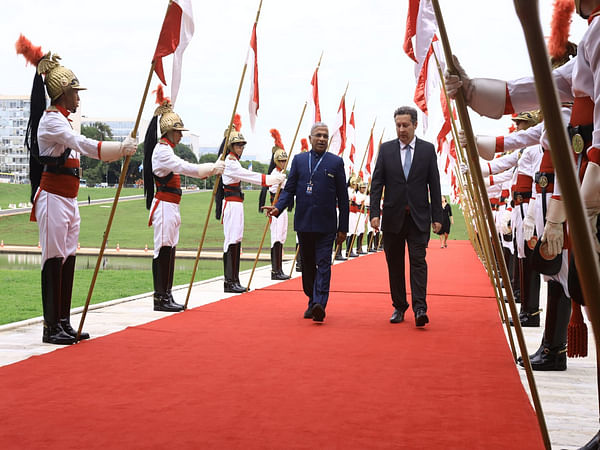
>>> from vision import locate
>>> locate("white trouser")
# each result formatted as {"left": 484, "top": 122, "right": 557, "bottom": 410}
{"left": 533, "top": 192, "right": 570, "bottom": 296}
{"left": 222, "top": 200, "right": 244, "bottom": 252}
{"left": 512, "top": 201, "right": 528, "bottom": 259}
{"left": 150, "top": 199, "right": 181, "bottom": 258}
{"left": 366, "top": 211, "right": 373, "bottom": 233}
{"left": 355, "top": 212, "right": 366, "bottom": 235}
{"left": 498, "top": 204, "right": 513, "bottom": 252}
{"left": 270, "top": 212, "right": 288, "bottom": 246}
{"left": 348, "top": 212, "right": 358, "bottom": 236}
{"left": 35, "top": 189, "right": 79, "bottom": 266}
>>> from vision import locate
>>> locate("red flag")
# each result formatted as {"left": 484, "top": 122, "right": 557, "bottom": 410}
{"left": 348, "top": 111, "right": 356, "bottom": 165}
{"left": 331, "top": 95, "right": 347, "bottom": 156}
{"left": 365, "top": 131, "right": 374, "bottom": 175}
{"left": 436, "top": 87, "right": 452, "bottom": 153}
{"left": 309, "top": 67, "right": 321, "bottom": 122}
{"left": 403, "top": 0, "right": 420, "bottom": 62}
{"left": 152, "top": 0, "right": 194, "bottom": 105}
{"left": 248, "top": 23, "right": 259, "bottom": 131}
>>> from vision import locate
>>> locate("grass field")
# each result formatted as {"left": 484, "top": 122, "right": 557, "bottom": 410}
{"left": 0, "top": 259, "right": 259, "bottom": 325}
{"left": 0, "top": 184, "right": 143, "bottom": 210}
{"left": 0, "top": 184, "right": 468, "bottom": 324}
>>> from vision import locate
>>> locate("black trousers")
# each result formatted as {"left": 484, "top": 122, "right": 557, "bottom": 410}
{"left": 383, "top": 212, "right": 429, "bottom": 314}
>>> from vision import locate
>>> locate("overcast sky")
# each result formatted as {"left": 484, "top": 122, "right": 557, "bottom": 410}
{"left": 1, "top": 0, "right": 589, "bottom": 168}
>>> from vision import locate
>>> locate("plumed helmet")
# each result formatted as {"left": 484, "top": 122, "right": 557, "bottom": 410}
{"left": 274, "top": 148, "right": 288, "bottom": 162}
{"left": 512, "top": 110, "right": 542, "bottom": 126}
{"left": 159, "top": 111, "right": 188, "bottom": 135}
{"left": 228, "top": 131, "right": 247, "bottom": 147}
{"left": 37, "top": 53, "right": 86, "bottom": 101}
{"left": 349, "top": 174, "right": 359, "bottom": 187}
{"left": 548, "top": 0, "right": 577, "bottom": 66}
{"left": 224, "top": 114, "right": 242, "bottom": 138}
{"left": 152, "top": 84, "right": 188, "bottom": 136}
{"left": 359, "top": 181, "right": 368, "bottom": 189}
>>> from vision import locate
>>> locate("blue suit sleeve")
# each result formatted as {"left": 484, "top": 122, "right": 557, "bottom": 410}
{"left": 336, "top": 158, "right": 349, "bottom": 233}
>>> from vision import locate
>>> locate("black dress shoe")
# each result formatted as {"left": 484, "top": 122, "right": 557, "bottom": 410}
{"left": 154, "top": 294, "right": 184, "bottom": 312}
{"left": 390, "top": 309, "right": 404, "bottom": 324}
{"left": 311, "top": 304, "right": 326, "bottom": 322}
{"left": 415, "top": 309, "right": 429, "bottom": 327}
{"left": 303, "top": 305, "right": 313, "bottom": 319}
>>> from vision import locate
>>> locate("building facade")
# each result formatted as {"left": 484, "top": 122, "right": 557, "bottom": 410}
{"left": 0, "top": 95, "right": 30, "bottom": 184}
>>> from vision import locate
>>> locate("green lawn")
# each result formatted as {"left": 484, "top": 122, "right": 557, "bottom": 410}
{"left": 0, "top": 184, "right": 468, "bottom": 324}
{"left": 0, "top": 259, "right": 259, "bottom": 325}
{"left": 0, "top": 184, "right": 144, "bottom": 210}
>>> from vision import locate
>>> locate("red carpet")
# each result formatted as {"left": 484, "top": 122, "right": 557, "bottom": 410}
{"left": 0, "top": 241, "right": 543, "bottom": 449}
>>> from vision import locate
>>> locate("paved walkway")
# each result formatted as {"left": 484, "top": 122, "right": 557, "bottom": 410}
{"left": 0, "top": 257, "right": 597, "bottom": 449}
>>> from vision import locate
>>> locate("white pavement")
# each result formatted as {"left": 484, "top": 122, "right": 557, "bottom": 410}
{"left": 0, "top": 257, "right": 597, "bottom": 449}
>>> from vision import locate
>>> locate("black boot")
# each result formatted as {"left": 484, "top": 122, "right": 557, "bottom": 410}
{"left": 166, "top": 247, "right": 185, "bottom": 310}
{"left": 59, "top": 255, "right": 90, "bottom": 340}
{"left": 233, "top": 243, "right": 248, "bottom": 291}
{"left": 295, "top": 243, "right": 303, "bottom": 272}
{"left": 528, "top": 280, "right": 570, "bottom": 371}
{"left": 367, "top": 232, "right": 376, "bottom": 252}
{"left": 224, "top": 244, "right": 246, "bottom": 293}
{"left": 272, "top": 242, "right": 290, "bottom": 280}
{"left": 334, "top": 238, "right": 347, "bottom": 261}
{"left": 346, "top": 236, "right": 358, "bottom": 258}
{"left": 356, "top": 233, "right": 365, "bottom": 254}
{"left": 153, "top": 247, "right": 183, "bottom": 312}
{"left": 41, "top": 258, "right": 75, "bottom": 345}
{"left": 511, "top": 255, "right": 541, "bottom": 327}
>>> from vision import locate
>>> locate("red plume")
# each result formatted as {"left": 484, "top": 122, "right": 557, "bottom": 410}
{"left": 153, "top": 84, "right": 170, "bottom": 105}
{"left": 270, "top": 129, "right": 284, "bottom": 150}
{"left": 15, "top": 34, "right": 44, "bottom": 66}
{"left": 301, "top": 138, "right": 309, "bottom": 152}
{"left": 233, "top": 114, "right": 242, "bottom": 132}
{"left": 548, "top": 0, "right": 574, "bottom": 61}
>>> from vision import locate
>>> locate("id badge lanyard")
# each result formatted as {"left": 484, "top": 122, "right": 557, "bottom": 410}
{"left": 307, "top": 152, "right": 324, "bottom": 195}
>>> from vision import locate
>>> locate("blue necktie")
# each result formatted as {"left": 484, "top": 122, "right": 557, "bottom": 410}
{"left": 403, "top": 145, "right": 412, "bottom": 178}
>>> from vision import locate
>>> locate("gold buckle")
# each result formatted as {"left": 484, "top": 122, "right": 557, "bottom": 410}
{"left": 538, "top": 175, "right": 548, "bottom": 188}
{"left": 572, "top": 133, "right": 584, "bottom": 154}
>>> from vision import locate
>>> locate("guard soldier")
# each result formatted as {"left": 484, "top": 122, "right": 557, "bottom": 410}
{"left": 346, "top": 174, "right": 361, "bottom": 257}
{"left": 218, "top": 124, "right": 285, "bottom": 293}
{"left": 267, "top": 130, "right": 291, "bottom": 280}
{"left": 144, "top": 86, "right": 225, "bottom": 312}
{"left": 354, "top": 181, "right": 369, "bottom": 254}
{"left": 17, "top": 36, "right": 137, "bottom": 344}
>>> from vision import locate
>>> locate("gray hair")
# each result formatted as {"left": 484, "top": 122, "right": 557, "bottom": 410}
{"left": 310, "top": 122, "right": 329, "bottom": 136}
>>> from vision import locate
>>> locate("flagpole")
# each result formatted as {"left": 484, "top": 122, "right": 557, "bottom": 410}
{"left": 245, "top": 102, "right": 308, "bottom": 291}
{"left": 76, "top": 1, "right": 176, "bottom": 341}
{"left": 183, "top": 0, "right": 263, "bottom": 309}
{"left": 430, "top": 1, "right": 550, "bottom": 447}
{"left": 345, "top": 118, "right": 376, "bottom": 254}
{"left": 367, "top": 129, "right": 385, "bottom": 250}
{"left": 431, "top": 46, "right": 512, "bottom": 333}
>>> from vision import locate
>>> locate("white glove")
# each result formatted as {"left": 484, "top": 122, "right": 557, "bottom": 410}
{"left": 501, "top": 208, "right": 512, "bottom": 235}
{"left": 459, "top": 162, "right": 468, "bottom": 175}
{"left": 444, "top": 55, "right": 470, "bottom": 100}
{"left": 265, "top": 172, "right": 286, "bottom": 186}
{"left": 121, "top": 135, "right": 137, "bottom": 156}
{"left": 444, "top": 55, "right": 506, "bottom": 119}
{"left": 522, "top": 198, "right": 536, "bottom": 241}
{"left": 211, "top": 160, "right": 225, "bottom": 176}
{"left": 458, "top": 129, "right": 467, "bottom": 148}
{"left": 480, "top": 161, "right": 490, "bottom": 177}
{"left": 483, "top": 177, "right": 491, "bottom": 189}
{"left": 99, "top": 138, "right": 136, "bottom": 162}
{"left": 541, "top": 198, "right": 566, "bottom": 257}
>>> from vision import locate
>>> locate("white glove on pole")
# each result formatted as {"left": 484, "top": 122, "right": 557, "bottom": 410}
{"left": 444, "top": 55, "right": 507, "bottom": 119}
{"left": 211, "top": 160, "right": 225, "bottom": 176}
{"left": 458, "top": 130, "right": 496, "bottom": 160}
{"left": 522, "top": 198, "right": 536, "bottom": 242}
{"left": 99, "top": 138, "right": 137, "bottom": 162}
{"left": 459, "top": 162, "right": 468, "bottom": 175}
{"left": 265, "top": 172, "right": 286, "bottom": 186}
{"left": 196, "top": 160, "right": 225, "bottom": 178}
{"left": 541, "top": 198, "right": 566, "bottom": 257}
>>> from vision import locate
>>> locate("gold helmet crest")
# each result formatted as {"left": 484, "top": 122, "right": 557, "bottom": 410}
{"left": 37, "top": 52, "right": 86, "bottom": 101}
{"left": 153, "top": 85, "right": 188, "bottom": 136}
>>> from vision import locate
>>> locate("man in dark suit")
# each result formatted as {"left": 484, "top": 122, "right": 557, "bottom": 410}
{"left": 370, "top": 106, "right": 442, "bottom": 327}
{"left": 264, "top": 122, "right": 349, "bottom": 322}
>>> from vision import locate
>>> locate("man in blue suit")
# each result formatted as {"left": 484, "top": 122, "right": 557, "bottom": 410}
{"left": 264, "top": 122, "right": 349, "bottom": 322}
